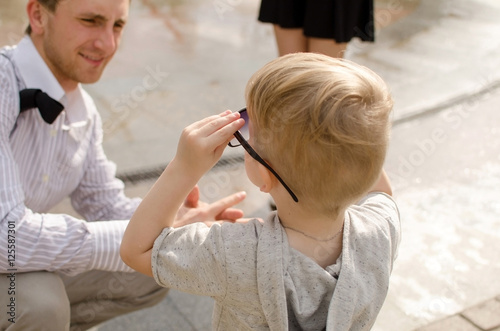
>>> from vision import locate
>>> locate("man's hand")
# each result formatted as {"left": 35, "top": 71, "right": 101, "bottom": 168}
{"left": 174, "top": 185, "right": 246, "bottom": 228}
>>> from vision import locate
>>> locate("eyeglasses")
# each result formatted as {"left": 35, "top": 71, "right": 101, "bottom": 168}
{"left": 228, "top": 108, "right": 298, "bottom": 202}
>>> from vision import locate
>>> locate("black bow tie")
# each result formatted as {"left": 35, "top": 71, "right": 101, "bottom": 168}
{"left": 19, "top": 89, "right": 64, "bottom": 124}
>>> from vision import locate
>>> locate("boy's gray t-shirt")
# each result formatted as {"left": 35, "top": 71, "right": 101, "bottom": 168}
{"left": 152, "top": 192, "right": 401, "bottom": 330}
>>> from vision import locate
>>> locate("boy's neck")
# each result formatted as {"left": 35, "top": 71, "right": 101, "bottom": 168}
{"left": 273, "top": 194, "right": 345, "bottom": 268}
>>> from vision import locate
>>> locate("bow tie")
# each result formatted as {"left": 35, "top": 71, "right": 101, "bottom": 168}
{"left": 19, "top": 89, "right": 64, "bottom": 124}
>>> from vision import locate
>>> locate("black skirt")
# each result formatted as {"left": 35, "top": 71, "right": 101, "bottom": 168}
{"left": 258, "top": 0, "right": 375, "bottom": 42}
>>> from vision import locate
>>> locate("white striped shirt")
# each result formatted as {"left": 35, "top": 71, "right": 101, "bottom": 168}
{"left": 0, "top": 36, "right": 140, "bottom": 276}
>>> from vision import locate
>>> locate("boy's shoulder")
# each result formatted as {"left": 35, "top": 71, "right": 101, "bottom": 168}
{"left": 218, "top": 213, "right": 284, "bottom": 257}
{"left": 346, "top": 192, "right": 401, "bottom": 262}
{"left": 348, "top": 192, "right": 399, "bottom": 225}
{"left": 220, "top": 217, "right": 267, "bottom": 241}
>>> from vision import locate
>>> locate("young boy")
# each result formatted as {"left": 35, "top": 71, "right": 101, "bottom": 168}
{"left": 121, "top": 53, "right": 400, "bottom": 330}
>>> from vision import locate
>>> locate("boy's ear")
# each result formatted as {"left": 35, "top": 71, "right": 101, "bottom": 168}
{"left": 256, "top": 162, "right": 276, "bottom": 193}
{"left": 27, "top": 0, "right": 49, "bottom": 35}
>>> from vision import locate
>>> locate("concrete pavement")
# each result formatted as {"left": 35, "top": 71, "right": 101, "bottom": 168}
{"left": 1, "top": 0, "right": 500, "bottom": 329}
{"left": 416, "top": 296, "right": 500, "bottom": 331}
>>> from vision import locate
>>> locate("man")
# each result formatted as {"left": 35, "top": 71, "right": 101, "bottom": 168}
{"left": 0, "top": 0, "right": 245, "bottom": 330}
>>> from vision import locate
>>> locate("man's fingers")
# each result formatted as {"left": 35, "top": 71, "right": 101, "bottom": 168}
{"left": 208, "top": 191, "right": 246, "bottom": 220}
{"left": 233, "top": 217, "right": 264, "bottom": 224}
{"left": 174, "top": 191, "right": 246, "bottom": 228}
{"left": 216, "top": 208, "right": 244, "bottom": 222}
{"left": 184, "top": 185, "right": 200, "bottom": 208}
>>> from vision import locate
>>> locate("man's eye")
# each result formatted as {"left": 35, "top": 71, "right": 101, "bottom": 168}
{"left": 81, "top": 18, "right": 96, "bottom": 24}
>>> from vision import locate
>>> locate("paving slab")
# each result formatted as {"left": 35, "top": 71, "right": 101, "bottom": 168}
{"left": 414, "top": 315, "right": 480, "bottom": 331}
{"left": 461, "top": 299, "right": 500, "bottom": 331}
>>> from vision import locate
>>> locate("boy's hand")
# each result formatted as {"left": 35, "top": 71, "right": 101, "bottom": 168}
{"left": 122, "top": 111, "right": 245, "bottom": 276}
{"left": 175, "top": 110, "right": 244, "bottom": 177}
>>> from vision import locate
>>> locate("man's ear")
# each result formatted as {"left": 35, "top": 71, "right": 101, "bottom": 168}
{"left": 256, "top": 162, "right": 276, "bottom": 193}
{"left": 26, "top": 0, "right": 49, "bottom": 35}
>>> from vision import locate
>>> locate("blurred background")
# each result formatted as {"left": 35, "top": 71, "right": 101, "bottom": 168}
{"left": 1, "top": 0, "right": 500, "bottom": 330}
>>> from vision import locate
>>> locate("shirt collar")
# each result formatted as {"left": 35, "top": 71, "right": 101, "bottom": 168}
{"left": 12, "top": 36, "right": 66, "bottom": 105}
{"left": 12, "top": 36, "right": 90, "bottom": 126}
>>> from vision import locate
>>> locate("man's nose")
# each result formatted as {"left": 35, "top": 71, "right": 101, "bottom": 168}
{"left": 94, "top": 26, "right": 117, "bottom": 54}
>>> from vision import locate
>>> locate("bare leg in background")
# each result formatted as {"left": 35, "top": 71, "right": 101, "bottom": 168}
{"left": 273, "top": 25, "right": 347, "bottom": 58}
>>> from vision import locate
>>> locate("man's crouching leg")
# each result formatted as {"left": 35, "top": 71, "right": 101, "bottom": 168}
{"left": 0, "top": 271, "right": 70, "bottom": 330}
{"left": 61, "top": 270, "right": 167, "bottom": 331}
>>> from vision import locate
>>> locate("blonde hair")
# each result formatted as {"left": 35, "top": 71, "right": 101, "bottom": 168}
{"left": 245, "top": 53, "right": 393, "bottom": 216}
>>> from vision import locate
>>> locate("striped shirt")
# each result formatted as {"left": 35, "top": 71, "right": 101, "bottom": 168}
{"left": 0, "top": 36, "right": 140, "bottom": 276}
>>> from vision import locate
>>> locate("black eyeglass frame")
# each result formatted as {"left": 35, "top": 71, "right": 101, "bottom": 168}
{"left": 228, "top": 108, "right": 299, "bottom": 202}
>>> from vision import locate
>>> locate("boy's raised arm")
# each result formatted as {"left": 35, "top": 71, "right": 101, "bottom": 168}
{"left": 120, "top": 111, "right": 245, "bottom": 276}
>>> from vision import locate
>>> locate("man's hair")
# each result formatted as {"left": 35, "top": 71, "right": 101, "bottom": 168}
{"left": 25, "top": 0, "right": 60, "bottom": 35}
{"left": 245, "top": 53, "right": 393, "bottom": 216}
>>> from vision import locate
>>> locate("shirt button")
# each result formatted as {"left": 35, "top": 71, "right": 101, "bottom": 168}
{"left": 50, "top": 129, "right": 57, "bottom": 137}
{"left": 42, "top": 174, "right": 49, "bottom": 183}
